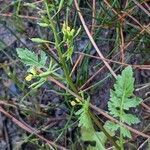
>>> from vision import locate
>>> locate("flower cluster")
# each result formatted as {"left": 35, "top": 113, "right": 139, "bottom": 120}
{"left": 25, "top": 67, "right": 37, "bottom": 81}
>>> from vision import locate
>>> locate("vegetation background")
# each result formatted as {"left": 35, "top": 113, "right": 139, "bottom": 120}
{"left": 0, "top": 0, "right": 149, "bottom": 150}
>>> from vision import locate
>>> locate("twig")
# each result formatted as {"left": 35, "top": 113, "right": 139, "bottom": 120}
{"left": 137, "top": 138, "right": 150, "bottom": 150}
{"left": 70, "top": 54, "right": 84, "bottom": 77}
{"left": 79, "top": 66, "right": 105, "bottom": 90}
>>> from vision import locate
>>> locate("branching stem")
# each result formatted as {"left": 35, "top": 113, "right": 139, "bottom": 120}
{"left": 44, "top": 0, "right": 78, "bottom": 94}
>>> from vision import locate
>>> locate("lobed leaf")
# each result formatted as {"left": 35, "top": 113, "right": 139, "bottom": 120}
{"left": 107, "top": 66, "right": 141, "bottom": 139}
{"left": 16, "top": 48, "right": 47, "bottom": 69}
{"left": 75, "top": 101, "right": 93, "bottom": 129}
{"left": 76, "top": 100, "right": 106, "bottom": 149}
{"left": 81, "top": 127, "right": 106, "bottom": 150}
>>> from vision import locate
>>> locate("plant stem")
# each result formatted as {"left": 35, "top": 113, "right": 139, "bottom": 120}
{"left": 44, "top": 0, "right": 78, "bottom": 94}
{"left": 89, "top": 111, "right": 121, "bottom": 150}
{"left": 44, "top": 2, "right": 120, "bottom": 149}
{"left": 120, "top": 93, "right": 125, "bottom": 150}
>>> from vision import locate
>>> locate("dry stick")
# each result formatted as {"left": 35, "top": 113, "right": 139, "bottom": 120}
{"left": 104, "top": 0, "right": 149, "bottom": 59}
{"left": 103, "top": 0, "right": 150, "bottom": 37}
{"left": 123, "top": 23, "right": 150, "bottom": 49}
{"left": 79, "top": 55, "right": 150, "bottom": 92}
{"left": 104, "top": 0, "right": 149, "bottom": 33}
{"left": 143, "top": 1, "right": 150, "bottom": 11}
{"left": 103, "top": 0, "right": 122, "bottom": 19}
{"left": 141, "top": 103, "right": 150, "bottom": 112}
{"left": 0, "top": 106, "right": 68, "bottom": 150}
{"left": 33, "top": 0, "right": 44, "bottom": 4}
{"left": 78, "top": 23, "right": 149, "bottom": 90}
{"left": 104, "top": 0, "right": 148, "bottom": 28}
{"left": 85, "top": 0, "right": 148, "bottom": 30}
{"left": 118, "top": 23, "right": 149, "bottom": 63}
{"left": 74, "top": 0, "right": 117, "bottom": 79}
{"left": 137, "top": 138, "right": 150, "bottom": 150}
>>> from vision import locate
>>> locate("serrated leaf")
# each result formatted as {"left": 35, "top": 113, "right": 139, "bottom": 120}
{"left": 120, "top": 126, "right": 132, "bottom": 138}
{"left": 37, "top": 22, "right": 49, "bottom": 27}
{"left": 76, "top": 100, "right": 106, "bottom": 149}
{"left": 81, "top": 127, "right": 106, "bottom": 150}
{"left": 107, "top": 66, "right": 141, "bottom": 140}
{"left": 114, "top": 66, "right": 134, "bottom": 97}
{"left": 17, "top": 48, "right": 38, "bottom": 66}
{"left": 123, "top": 97, "right": 142, "bottom": 110}
{"left": 105, "top": 121, "right": 119, "bottom": 132}
{"left": 76, "top": 101, "right": 93, "bottom": 129}
{"left": 108, "top": 101, "right": 119, "bottom": 117}
{"left": 39, "top": 50, "right": 47, "bottom": 66}
{"left": 16, "top": 48, "right": 47, "bottom": 68}
{"left": 122, "top": 113, "right": 140, "bottom": 125}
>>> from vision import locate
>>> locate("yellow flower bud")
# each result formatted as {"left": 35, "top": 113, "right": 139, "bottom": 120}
{"left": 70, "top": 29, "right": 75, "bottom": 36}
{"left": 30, "top": 67, "right": 37, "bottom": 76}
{"left": 75, "top": 98, "right": 81, "bottom": 103}
{"left": 70, "top": 101, "right": 76, "bottom": 106}
{"left": 25, "top": 74, "right": 33, "bottom": 81}
{"left": 66, "top": 26, "right": 71, "bottom": 31}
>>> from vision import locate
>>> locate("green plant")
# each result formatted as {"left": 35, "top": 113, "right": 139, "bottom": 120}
{"left": 16, "top": 28, "right": 142, "bottom": 150}
{"left": 16, "top": 48, "right": 59, "bottom": 89}
{"left": 15, "top": 2, "right": 142, "bottom": 150}
{"left": 1, "top": 0, "right": 148, "bottom": 149}
{"left": 75, "top": 99, "right": 107, "bottom": 150}
{"left": 74, "top": 66, "right": 142, "bottom": 150}
{"left": 106, "top": 66, "right": 142, "bottom": 149}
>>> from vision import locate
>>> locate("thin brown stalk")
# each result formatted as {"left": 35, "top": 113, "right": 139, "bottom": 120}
{"left": 120, "top": 25, "right": 125, "bottom": 63}
{"left": 91, "top": 0, "right": 96, "bottom": 35}
{"left": 70, "top": 54, "right": 84, "bottom": 77}
{"left": 79, "top": 66, "right": 105, "bottom": 90}
{"left": 75, "top": 52, "right": 150, "bottom": 70}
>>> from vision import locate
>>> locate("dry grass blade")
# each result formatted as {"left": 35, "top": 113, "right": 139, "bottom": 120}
{"left": 132, "top": 0, "right": 150, "bottom": 16}
{"left": 74, "top": 0, "right": 117, "bottom": 79}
